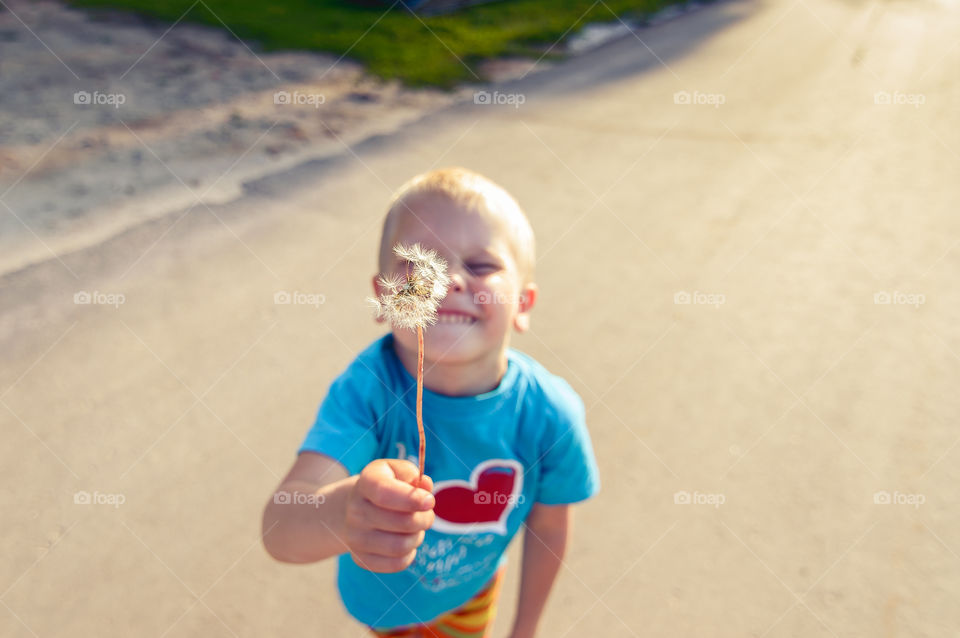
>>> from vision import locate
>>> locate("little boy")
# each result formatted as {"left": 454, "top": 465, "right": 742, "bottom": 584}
{"left": 262, "top": 168, "right": 600, "bottom": 638}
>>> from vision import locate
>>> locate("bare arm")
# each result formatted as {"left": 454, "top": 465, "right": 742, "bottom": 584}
{"left": 509, "top": 503, "right": 570, "bottom": 638}
{"left": 261, "top": 452, "right": 354, "bottom": 563}
{"left": 262, "top": 452, "right": 435, "bottom": 570}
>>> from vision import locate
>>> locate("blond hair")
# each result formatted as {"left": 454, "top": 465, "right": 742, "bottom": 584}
{"left": 378, "top": 167, "right": 535, "bottom": 283}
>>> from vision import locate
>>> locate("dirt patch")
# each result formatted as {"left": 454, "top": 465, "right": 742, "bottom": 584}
{"left": 0, "top": 0, "right": 467, "bottom": 275}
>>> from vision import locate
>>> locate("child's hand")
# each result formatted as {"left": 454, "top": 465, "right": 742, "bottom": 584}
{"left": 343, "top": 459, "right": 435, "bottom": 573}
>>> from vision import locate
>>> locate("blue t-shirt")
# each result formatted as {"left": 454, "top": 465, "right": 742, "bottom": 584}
{"left": 298, "top": 334, "right": 601, "bottom": 628}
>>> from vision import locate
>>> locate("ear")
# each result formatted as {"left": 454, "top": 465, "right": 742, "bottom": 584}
{"left": 371, "top": 274, "right": 386, "bottom": 324}
{"left": 512, "top": 283, "right": 538, "bottom": 333}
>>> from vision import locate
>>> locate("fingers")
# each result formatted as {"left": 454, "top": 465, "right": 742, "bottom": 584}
{"left": 358, "top": 460, "right": 435, "bottom": 512}
{"left": 352, "top": 501, "right": 435, "bottom": 534}
{"left": 345, "top": 459, "right": 436, "bottom": 572}
{"left": 352, "top": 528, "right": 426, "bottom": 557}
{"left": 350, "top": 549, "right": 417, "bottom": 573}
{"left": 349, "top": 529, "right": 426, "bottom": 572}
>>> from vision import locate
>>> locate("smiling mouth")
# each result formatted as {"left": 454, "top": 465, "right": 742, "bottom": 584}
{"left": 436, "top": 312, "right": 477, "bottom": 325}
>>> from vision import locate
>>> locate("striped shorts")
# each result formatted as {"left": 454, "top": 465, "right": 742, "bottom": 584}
{"left": 369, "top": 568, "right": 505, "bottom": 638}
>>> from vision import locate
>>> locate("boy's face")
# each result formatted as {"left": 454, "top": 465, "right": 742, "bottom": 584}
{"left": 374, "top": 193, "right": 536, "bottom": 367}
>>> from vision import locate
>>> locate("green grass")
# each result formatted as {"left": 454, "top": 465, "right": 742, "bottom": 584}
{"left": 66, "top": 0, "right": 684, "bottom": 87}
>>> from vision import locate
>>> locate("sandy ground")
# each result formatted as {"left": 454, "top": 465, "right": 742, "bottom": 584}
{"left": 0, "top": 0, "right": 464, "bottom": 277}
{"left": 2, "top": 0, "right": 960, "bottom": 636}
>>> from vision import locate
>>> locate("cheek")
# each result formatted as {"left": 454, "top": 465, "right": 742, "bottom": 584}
{"left": 470, "top": 278, "right": 503, "bottom": 312}
{"left": 474, "top": 273, "right": 515, "bottom": 297}
{"left": 478, "top": 282, "right": 520, "bottom": 325}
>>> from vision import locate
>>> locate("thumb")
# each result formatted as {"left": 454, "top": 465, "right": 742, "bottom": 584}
{"left": 382, "top": 459, "right": 434, "bottom": 504}
{"left": 415, "top": 473, "right": 434, "bottom": 494}
{"left": 378, "top": 458, "right": 422, "bottom": 485}
{"left": 387, "top": 460, "right": 433, "bottom": 494}
{"left": 361, "top": 459, "right": 434, "bottom": 511}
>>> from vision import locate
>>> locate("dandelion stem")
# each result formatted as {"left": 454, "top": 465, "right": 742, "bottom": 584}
{"left": 417, "top": 324, "right": 425, "bottom": 482}
{"left": 368, "top": 243, "right": 449, "bottom": 484}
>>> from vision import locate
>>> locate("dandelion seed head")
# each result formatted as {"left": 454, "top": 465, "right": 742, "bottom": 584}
{"left": 368, "top": 243, "right": 451, "bottom": 331}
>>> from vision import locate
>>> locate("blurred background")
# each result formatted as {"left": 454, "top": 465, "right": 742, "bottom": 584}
{"left": 1, "top": 0, "right": 958, "bottom": 635}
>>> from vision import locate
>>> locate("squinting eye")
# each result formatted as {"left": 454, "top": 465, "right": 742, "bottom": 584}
{"left": 467, "top": 263, "right": 500, "bottom": 275}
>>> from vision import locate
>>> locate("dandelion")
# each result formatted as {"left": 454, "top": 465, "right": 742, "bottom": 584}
{"left": 369, "top": 243, "right": 451, "bottom": 480}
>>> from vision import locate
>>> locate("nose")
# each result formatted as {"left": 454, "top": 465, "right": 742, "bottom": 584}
{"left": 447, "top": 269, "right": 466, "bottom": 292}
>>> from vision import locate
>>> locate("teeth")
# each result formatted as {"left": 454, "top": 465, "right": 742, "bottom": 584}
{"left": 437, "top": 313, "right": 475, "bottom": 324}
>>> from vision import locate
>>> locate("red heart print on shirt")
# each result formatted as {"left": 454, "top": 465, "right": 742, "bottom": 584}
{"left": 431, "top": 459, "right": 524, "bottom": 535}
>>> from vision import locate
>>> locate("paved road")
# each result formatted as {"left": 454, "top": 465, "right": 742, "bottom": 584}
{"left": 2, "top": 0, "right": 958, "bottom": 636}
